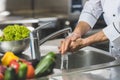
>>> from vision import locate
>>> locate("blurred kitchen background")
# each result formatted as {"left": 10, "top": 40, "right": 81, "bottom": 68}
{"left": 0, "top": 0, "right": 106, "bottom": 28}
{"left": 0, "top": 0, "right": 108, "bottom": 51}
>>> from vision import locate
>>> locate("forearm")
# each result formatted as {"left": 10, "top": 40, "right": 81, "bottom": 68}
{"left": 84, "top": 30, "right": 108, "bottom": 46}
{"left": 73, "top": 21, "right": 91, "bottom": 37}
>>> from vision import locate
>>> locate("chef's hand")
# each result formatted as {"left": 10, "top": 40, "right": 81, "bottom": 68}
{"left": 59, "top": 33, "right": 81, "bottom": 54}
{"left": 68, "top": 38, "right": 88, "bottom": 52}
{"left": 63, "top": 31, "right": 109, "bottom": 53}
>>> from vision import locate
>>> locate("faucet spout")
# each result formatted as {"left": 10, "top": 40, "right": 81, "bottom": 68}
{"left": 38, "top": 27, "right": 72, "bottom": 46}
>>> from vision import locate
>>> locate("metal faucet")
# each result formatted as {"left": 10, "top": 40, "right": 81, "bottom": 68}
{"left": 30, "top": 23, "right": 72, "bottom": 61}
{"left": 29, "top": 22, "right": 52, "bottom": 61}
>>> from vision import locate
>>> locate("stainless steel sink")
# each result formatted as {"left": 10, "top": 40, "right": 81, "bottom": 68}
{"left": 54, "top": 50, "right": 115, "bottom": 70}
{"left": 39, "top": 39, "right": 119, "bottom": 78}
{"left": 32, "top": 46, "right": 120, "bottom": 79}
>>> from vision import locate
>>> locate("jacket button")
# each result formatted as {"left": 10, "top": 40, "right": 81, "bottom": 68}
{"left": 119, "top": 49, "right": 120, "bottom": 51}
{"left": 111, "top": 46, "right": 114, "bottom": 48}
{"left": 113, "top": 14, "right": 115, "bottom": 17}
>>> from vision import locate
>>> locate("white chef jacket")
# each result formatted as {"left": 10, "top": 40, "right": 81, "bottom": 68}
{"left": 78, "top": 0, "right": 120, "bottom": 58}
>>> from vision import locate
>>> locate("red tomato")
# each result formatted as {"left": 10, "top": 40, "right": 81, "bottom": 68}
{"left": 0, "top": 73, "right": 4, "bottom": 80}
{"left": 9, "top": 59, "right": 20, "bottom": 73}
{"left": 19, "top": 59, "right": 32, "bottom": 65}
{"left": 26, "top": 64, "right": 35, "bottom": 79}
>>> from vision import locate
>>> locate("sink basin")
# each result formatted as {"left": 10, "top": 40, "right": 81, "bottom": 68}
{"left": 40, "top": 39, "right": 114, "bottom": 70}
{"left": 54, "top": 50, "right": 115, "bottom": 69}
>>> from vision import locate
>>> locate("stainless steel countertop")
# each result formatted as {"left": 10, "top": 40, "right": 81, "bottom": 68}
{"left": 49, "top": 66, "right": 120, "bottom": 80}
{"left": 0, "top": 16, "right": 57, "bottom": 24}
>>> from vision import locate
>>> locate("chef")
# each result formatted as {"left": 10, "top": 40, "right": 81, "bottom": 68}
{"left": 59, "top": 0, "right": 120, "bottom": 59}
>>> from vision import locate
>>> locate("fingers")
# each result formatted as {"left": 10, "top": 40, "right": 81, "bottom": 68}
{"left": 71, "top": 36, "right": 77, "bottom": 41}
{"left": 59, "top": 38, "right": 72, "bottom": 54}
{"left": 59, "top": 39, "right": 81, "bottom": 54}
{"left": 69, "top": 39, "right": 83, "bottom": 52}
{"left": 58, "top": 33, "right": 81, "bottom": 54}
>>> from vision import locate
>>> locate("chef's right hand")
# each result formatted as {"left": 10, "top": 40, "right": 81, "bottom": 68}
{"left": 59, "top": 33, "right": 80, "bottom": 54}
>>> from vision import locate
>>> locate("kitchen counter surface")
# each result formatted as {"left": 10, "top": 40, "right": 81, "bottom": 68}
{"left": 23, "top": 39, "right": 120, "bottom": 80}
{"left": 48, "top": 66, "right": 120, "bottom": 80}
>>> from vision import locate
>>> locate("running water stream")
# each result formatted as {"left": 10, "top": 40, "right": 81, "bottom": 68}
{"left": 60, "top": 52, "right": 72, "bottom": 70}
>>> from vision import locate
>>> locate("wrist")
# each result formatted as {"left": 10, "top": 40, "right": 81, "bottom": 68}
{"left": 69, "top": 32, "right": 81, "bottom": 38}
{"left": 83, "top": 37, "right": 92, "bottom": 46}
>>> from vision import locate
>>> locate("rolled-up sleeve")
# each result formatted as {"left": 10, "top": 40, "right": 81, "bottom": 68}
{"left": 103, "top": 21, "right": 120, "bottom": 46}
{"left": 78, "top": 0, "right": 103, "bottom": 28}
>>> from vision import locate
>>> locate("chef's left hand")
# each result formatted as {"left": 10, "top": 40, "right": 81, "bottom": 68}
{"left": 69, "top": 38, "right": 88, "bottom": 52}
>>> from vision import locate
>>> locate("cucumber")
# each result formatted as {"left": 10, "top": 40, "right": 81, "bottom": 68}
{"left": 35, "top": 52, "right": 56, "bottom": 77}
{"left": 4, "top": 67, "right": 17, "bottom": 80}
{"left": 17, "top": 62, "right": 27, "bottom": 80}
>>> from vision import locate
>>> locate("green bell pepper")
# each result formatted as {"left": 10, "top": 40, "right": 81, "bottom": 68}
{"left": 17, "top": 62, "right": 27, "bottom": 80}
